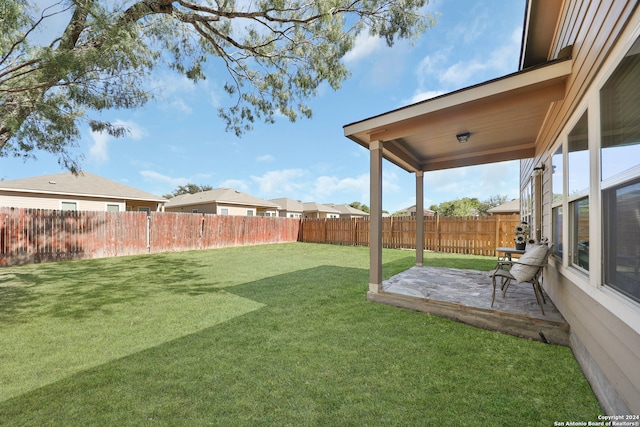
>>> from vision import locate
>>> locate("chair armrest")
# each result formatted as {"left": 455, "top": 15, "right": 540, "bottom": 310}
{"left": 494, "top": 260, "right": 514, "bottom": 271}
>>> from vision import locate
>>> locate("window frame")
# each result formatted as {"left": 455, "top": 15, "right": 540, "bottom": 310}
{"left": 60, "top": 201, "right": 78, "bottom": 211}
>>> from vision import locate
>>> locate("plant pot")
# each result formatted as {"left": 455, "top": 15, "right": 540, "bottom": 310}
{"left": 515, "top": 242, "right": 526, "bottom": 251}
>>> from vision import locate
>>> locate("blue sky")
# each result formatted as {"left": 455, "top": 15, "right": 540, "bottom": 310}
{"left": 1, "top": 0, "right": 526, "bottom": 213}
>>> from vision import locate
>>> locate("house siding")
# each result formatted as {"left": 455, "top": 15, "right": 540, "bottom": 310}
{"left": 524, "top": 1, "right": 640, "bottom": 414}
{"left": 0, "top": 191, "right": 162, "bottom": 212}
{"left": 165, "top": 203, "right": 256, "bottom": 216}
{"left": 0, "top": 191, "right": 126, "bottom": 211}
{"left": 535, "top": 0, "right": 637, "bottom": 158}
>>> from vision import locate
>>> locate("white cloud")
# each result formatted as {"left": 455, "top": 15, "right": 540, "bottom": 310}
{"left": 312, "top": 174, "right": 370, "bottom": 202}
{"left": 424, "top": 161, "right": 519, "bottom": 203}
{"left": 251, "top": 169, "right": 308, "bottom": 197}
{"left": 169, "top": 99, "right": 193, "bottom": 115}
{"left": 403, "top": 90, "right": 446, "bottom": 106}
{"left": 219, "top": 179, "right": 250, "bottom": 192}
{"left": 88, "top": 131, "right": 111, "bottom": 163}
{"left": 343, "top": 33, "right": 386, "bottom": 64}
{"left": 412, "top": 26, "right": 522, "bottom": 95}
{"left": 139, "top": 170, "right": 189, "bottom": 188}
{"left": 256, "top": 154, "right": 275, "bottom": 162}
{"left": 88, "top": 120, "right": 146, "bottom": 163}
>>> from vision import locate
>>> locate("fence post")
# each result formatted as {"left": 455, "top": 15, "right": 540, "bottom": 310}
{"left": 494, "top": 215, "right": 500, "bottom": 257}
{"left": 146, "top": 215, "right": 151, "bottom": 252}
{"left": 436, "top": 215, "right": 441, "bottom": 252}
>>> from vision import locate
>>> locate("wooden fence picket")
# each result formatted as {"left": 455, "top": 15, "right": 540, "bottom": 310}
{"left": 0, "top": 207, "right": 519, "bottom": 266}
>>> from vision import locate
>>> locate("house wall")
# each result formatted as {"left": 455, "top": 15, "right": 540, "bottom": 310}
{"left": 522, "top": 1, "right": 640, "bottom": 414}
{"left": 166, "top": 202, "right": 257, "bottom": 216}
{"left": 303, "top": 211, "right": 339, "bottom": 219}
{"left": 126, "top": 201, "right": 162, "bottom": 212}
{"left": 0, "top": 191, "right": 127, "bottom": 212}
{"left": 279, "top": 211, "right": 303, "bottom": 218}
{"left": 257, "top": 208, "right": 278, "bottom": 217}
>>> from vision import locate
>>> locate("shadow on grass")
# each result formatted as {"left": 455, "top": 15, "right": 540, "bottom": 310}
{"left": 0, "top": 254, "right": 225, "bottom": 323}
{"left": 0, "top": 263, "right": 601, "bottom": 426}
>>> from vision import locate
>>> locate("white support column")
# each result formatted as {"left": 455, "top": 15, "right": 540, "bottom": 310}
{"left": 369, "top": 140, "right": 383, "bottom": 293}
{"left": 416, "top": 171, "right": 424, "bottom": 267}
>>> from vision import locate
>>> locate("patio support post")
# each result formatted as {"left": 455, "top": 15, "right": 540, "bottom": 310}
{"left": 416, "top": 171, "right": 424, "bottom": 266}
{"left": 369, "top": 140, "right": 384, "bottom": 293}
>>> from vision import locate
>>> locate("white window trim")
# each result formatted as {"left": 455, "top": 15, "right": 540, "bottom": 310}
{"left": 551, "top": 17, "right": 640, "bottom": 322}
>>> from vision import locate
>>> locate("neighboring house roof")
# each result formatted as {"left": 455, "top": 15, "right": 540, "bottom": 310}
{"left": 325, "top": 203, "right": 370, "bottom": 216}
{"left": 302, "top": 202, "right": 341, "bottom": 214}
{"left": 396, "top": 205, "right": 436, "bottom": 216}
{"left": 0, "top": 172, "right": 165, "bottom": 202}
{"left": 164, "top": 188, "right": 280, "bottom": 209}
{"left": 270, "top": 198, "right": 303, "bottom": 212}
{"left": 487, "top": 199, "right": 520, "bottom": 214}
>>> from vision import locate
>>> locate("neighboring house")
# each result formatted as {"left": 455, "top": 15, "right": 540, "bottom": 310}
{"left": 302, "top": 202, "right": 340, "bottom": 219}
{"left": 0, "top": 172, "right": 166, "bottom": 212}
{"left": 344, "top": 0, "right": 639, "bottom": 414}
{"left": 270, "top": 198, "right": 304, "bottom": 218}
{"left": 324, "top": 203, "right": 370, "bottom": 219}
{"left": 395, "top": 205, "right": 436, "bottom": 217}
{"left": 164, "top": 188, "right": 280, "bottom": 216}
{"left": 486, "top": 199, "right": 520, "bottom": 216}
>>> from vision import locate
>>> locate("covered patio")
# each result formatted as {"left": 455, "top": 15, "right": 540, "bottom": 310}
{"left": 375, "top": 265, "right": 569, "bottom": 345}
{"left": 343, "top": 54, "right": 572, "bottom": 344}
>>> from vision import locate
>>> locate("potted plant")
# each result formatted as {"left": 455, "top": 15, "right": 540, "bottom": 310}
{"left": 514, "top": 222, "right": 529, "bottom": 250}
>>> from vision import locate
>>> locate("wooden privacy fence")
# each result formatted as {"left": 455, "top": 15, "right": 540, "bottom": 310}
{"left": 0, "top": 208, "right": 300, "bottom": 266}
{"left": 299, "top": 216, "right": 522, "bottom": 256}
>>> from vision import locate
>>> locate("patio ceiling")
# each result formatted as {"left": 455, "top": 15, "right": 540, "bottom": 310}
{"left": 343, "top": 57, "right": 572, "bottom": 173}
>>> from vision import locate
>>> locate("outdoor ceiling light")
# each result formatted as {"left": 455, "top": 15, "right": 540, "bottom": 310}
{"left": 456, "top": 132, "right": 471, "bottom": 143}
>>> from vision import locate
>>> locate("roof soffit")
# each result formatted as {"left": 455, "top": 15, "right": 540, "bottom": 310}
{"left": 344, "top": 58, "right": 571, "bottom": 172}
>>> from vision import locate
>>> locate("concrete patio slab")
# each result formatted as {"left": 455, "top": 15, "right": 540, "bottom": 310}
{"left": 370, "top": 266, "right": 570, "bottom": 346}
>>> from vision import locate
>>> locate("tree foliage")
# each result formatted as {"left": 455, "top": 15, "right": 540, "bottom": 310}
{"left": 349, "top": 201, "right": 369, "bottom": 213}
{"left": 163, "top": 183, "right": 213, "bottom": 198}
{"left": 0, "top": 0, "right": 435, "bottom": 171}
{"left": 429, "top": 194, "right": 510, "bottom": 217}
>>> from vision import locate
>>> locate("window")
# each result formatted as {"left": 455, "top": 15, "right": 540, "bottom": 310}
{"left": 566, "top": 111, "right": 590, "bottom": 271}
{"left": 552, "top": 206, "right": 563, "bottom": 258}
{"left": 571, "top": 197, "right": 589, "bottom": 270}
{"left": 521, "top": 178, "right": 533, "bottom": 226}
{"left": 246, "top": 210, "right": 254, "bottom": 216}
{"left": 220, "top": 208, "right": 229, "bottom": 215}
{"left": 603, "top": 179, "right": 640, "bottom": 303}
{"left": 601, "top": 35, "right": 640, "bottom": 302}
{"left": 139, "top": 207, "right": 150, "bottom": 214}
{"left": 192, "top": 209, "right": 198, "bottom": 213}
{"left": 551, "top": 146, "right": 563, "bottom": 258}
{"left": 552, "top": 146, "right": 563, "bottom": 205}
{"left": 568, "top": 111, "right": 589, "bottom": 196}
{"left": 61, "top": 201, "right": 77, "bottom": 211}
{"left": 107, "top": 204, "right": 120, "bottom": 212}
{"left": 600, "top": 36, "right": 640, "bottom": 182}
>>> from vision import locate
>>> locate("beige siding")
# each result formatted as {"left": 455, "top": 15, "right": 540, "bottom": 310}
{"left": 165, "top": 202, "right": 256, "bottom": 216}
{"left": 536, "top": 0, "right": 637, "bottom": 157}
{"left": 0, "top": 192, "right": 126, "bottom": 211}
{"left": 526, "top": 0, "right": 640, "bottom": 414}
{"left": 165, "top": 202, "right": 217, "bottom": 214}
{"left": 545, "top": 268, "right": 640, "bottom": 413}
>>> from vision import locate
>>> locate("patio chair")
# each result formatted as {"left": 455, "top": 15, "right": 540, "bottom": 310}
{"left": 490, "top": 244, "right": 553, "bottom": 315}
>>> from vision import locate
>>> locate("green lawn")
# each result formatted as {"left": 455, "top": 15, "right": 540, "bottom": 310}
{"left": 0, "top": 243, "right": 601, "bottom": 425}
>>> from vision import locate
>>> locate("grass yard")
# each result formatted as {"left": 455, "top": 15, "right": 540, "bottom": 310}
{"left": 0, "top": 243, "right": 601, "bottom": 425}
